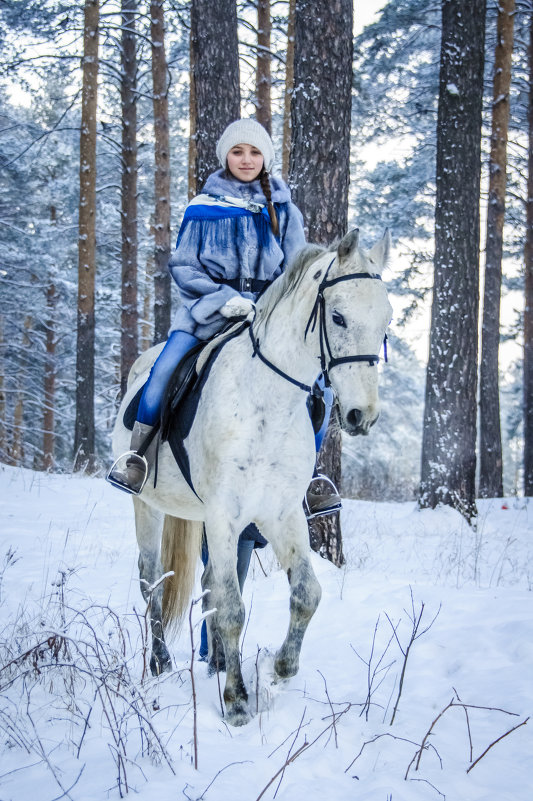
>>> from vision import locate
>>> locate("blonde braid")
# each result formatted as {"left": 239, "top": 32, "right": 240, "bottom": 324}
{"left": 259, "top": 168, "right": 280, "bottom": 237}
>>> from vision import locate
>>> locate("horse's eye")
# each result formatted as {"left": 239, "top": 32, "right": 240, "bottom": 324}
{"left": 332, "top": 310, "right": 346, "bottom": 328}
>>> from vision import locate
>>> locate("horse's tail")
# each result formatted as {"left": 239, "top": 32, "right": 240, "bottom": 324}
{"left": 161, "top": 515, "right": 203, "bottom": 632}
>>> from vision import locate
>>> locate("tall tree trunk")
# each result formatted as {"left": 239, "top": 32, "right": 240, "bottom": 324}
{"left": 150, "top": 0, "right": 172, "bottom": 343}
{"left": 256, "top": 0, "right": 272, "bottom": 134}
{"left": 282, "top": 0, "right": 295, "bottom": 182}
{"left": 0, "top": 314, "right": 5, "bottom": 462}
{"left": 289, "top": 0, "right": 353, "bottom": 566}
{"left": 43, "top": 282, "right": 57, "bottom": 470}
{"left": 120, "top": 0, "right": 138, "bottom": 396}
{"left": 188, "top": 26, "right": 198, "bottom": 200}
{"left": 74, "top": 0, "right": 99, "bottom": 471}
{"left": 289, "top": 0, "right": 352, "bottom": 243}
{"left": 190, "top": 0, "right": 240, "bottom": 190}
{"left": 419, "top": 0, "right": 486, "bottom": 522}
{"left": 479, "top": 0, "right": 515, "bottom": 499}
{"left": 43, "top": 214, "right": 57, "bottom": 471}
{"left": 524, "top": 10, "right": 533, "bottom": 496}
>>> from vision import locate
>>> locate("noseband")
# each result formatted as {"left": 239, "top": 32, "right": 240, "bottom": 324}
{"left": 249, "top": 256, "right": 388, "bottom": 393}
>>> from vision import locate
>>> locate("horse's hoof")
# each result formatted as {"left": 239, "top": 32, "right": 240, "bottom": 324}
{"left": 150, "top": 653, "right": 172, "bottom": 677}
{"left": 274, "top": 655, "right": 298, "bottom": 679}
{"left": 225, "top": 702, "right": 252, "bottom": 727}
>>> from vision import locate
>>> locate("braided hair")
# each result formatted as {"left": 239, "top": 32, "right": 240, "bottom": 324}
{"left": 259, "top": 168, "right": 280, "bottom": 238}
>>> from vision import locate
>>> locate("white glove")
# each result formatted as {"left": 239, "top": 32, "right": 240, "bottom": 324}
{"left": 219, "top": 296, "right": 256, "bottom": 320}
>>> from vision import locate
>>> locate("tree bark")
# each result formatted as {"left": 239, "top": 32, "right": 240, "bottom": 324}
{"left": 141, "top": 252, "right": 155, "bottom": 352}
{"left": 190, "top": 0, "right": 240, "bottom": 190}
{"left": 74, "top": 0, "right": 99, "bottom": 471}
{"left": 479, "top": 0, "right": 515, "bottom": 498}
{"left": 289, "top": 0, "right": 353, "bottom": 566}
{"left": 419, "top": 0, "right": 486, "bottom": 522}
{"left": 256, "top": 0, "right": 272, "bottom": 134}
{"left": 43, "top": 217, "right": 57, "bottom": 471}
{"left": 150, "top": 0, "right": 172, "bottom": 343}
{"left": 524, "top": 10, "right": 533, "bottom": 496}
{"left": 120, "top": 0, "right": 138, "bottom": 396}
{"left": 289, "top": 0, "right": 352, "bottom": 244}
{"left": 0, "top": 314, "right": 5, "bottom": 462}
{"left": 282, "top": 0, "right": 295, "bottom": 182}
{"left": 188, "top": 25, "right": 198, "bottom": 200}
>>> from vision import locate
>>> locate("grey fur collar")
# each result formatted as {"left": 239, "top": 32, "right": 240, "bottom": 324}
{"left": 202, "top": 169, "right": 291, "bottom": 205}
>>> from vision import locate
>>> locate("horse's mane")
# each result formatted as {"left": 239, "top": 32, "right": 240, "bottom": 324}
{"left": 255, "top": 243, "right": 326, "bottom": 328}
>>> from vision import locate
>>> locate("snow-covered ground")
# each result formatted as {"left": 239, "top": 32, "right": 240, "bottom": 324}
{"left": 0, "top": 464, "right": 531, "bottom": 801}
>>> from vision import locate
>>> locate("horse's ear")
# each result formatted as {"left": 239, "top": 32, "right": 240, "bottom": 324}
{"left": 368, "top": 229, "right": 391, "bottom": 273}
{"left": 337, "top": 228, "right": 360, "bottom": 263}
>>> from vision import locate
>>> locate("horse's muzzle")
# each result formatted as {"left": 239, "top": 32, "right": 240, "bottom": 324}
{"left": 343, "top": 408, "right": 379, "bottom": 436}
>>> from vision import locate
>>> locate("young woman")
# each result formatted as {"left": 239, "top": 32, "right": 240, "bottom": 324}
{"left": 108, "top": 118, "right": 339, "bottom": 516}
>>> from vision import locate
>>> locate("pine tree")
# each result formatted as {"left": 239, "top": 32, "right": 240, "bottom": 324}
{"left": 289, "top": 0, "right": 353, "bottom": 566}
{"left": 190, "top": 0, "right": 240, "bottom": 191}
{"left": 419, "top": 0, "right": 487, "bottom": 521}
{"left": 256, "top": 0, "right": 272, "bottom": 134}
{"left": 479, "top": 0, "right": 515, "bottom": 499}
{"left": 120, "top": 0, "right": 139, "bottom": 397}
{"left": 150, "top": 0, "right": 172, "bottom": 344}
{"left": 524, "top": 7, "right": 533, "bottom": 496}
{"left": 74, "top": 0, "right": 99, "bottom": 471}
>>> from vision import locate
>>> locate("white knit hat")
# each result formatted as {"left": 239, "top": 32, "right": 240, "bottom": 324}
{"left": 216, "top": 119, "right": 275, "bottom": 173}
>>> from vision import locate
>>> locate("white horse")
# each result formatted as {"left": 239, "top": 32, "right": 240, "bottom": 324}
{"left": 112, "top": 229, "right": 392, "bottom": 726}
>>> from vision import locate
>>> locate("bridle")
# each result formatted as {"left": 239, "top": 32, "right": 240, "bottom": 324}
{"left": 249, "top": 256, "right": 388, "bottom": 393}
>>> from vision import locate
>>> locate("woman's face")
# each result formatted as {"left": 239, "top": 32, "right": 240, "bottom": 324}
{"left": 226, "top": 143, "right": 264, "bottom": 182}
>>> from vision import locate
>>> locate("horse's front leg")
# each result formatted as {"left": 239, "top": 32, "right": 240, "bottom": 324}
{"left": 265, "top": 507, "right": 322, "bottom": 679}
{"left": 133, "top": 498, "right": 172, "bottom": 676}
{"left": 202, "top": 513, "right": 250, "bottom": 726}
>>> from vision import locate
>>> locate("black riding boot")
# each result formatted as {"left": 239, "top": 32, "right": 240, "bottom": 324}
{"left": 106, "top": 421, "right": 158, "bottom": 495}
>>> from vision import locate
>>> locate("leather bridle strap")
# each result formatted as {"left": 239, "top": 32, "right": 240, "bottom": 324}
{"left": 305, "top": 258, "right": 386, "bottom": 388}
{"left": 250, "top": 256, "right": 388, "bottom": 393}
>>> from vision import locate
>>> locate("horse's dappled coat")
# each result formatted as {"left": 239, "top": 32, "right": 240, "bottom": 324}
{"left": 112, "top": 230, "right": 392, "bottom": 726}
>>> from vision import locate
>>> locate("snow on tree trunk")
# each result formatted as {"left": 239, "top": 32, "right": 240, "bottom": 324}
{"left": 74, "top": 0, "right": 99, "bottom": 472}
{"left": 289, "top": 0, "right": 353, "bottom": 566}
{"left": 256, "top": 0, "right": 272, "bottom": 134}
{"left": 479, "top": 0, "right": 515, "bottom": 499}
{"left": 150, "top": 0, "right": 172, "bottom": 344}
{"left": 524, "top": 10, "right": 533, "bottom": 497}
{"left": 419, "top": 0, "right": 486, "bottom": 522}
{"left": 190, "top": 0, "right": 240, "bottom": 191}
{"left": 120, "top": 0, "right": 138, "bottom": 397}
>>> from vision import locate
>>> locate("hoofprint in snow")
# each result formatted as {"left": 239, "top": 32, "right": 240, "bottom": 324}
{"left": 0, "top": 464, "right": 531, "bottom": 801}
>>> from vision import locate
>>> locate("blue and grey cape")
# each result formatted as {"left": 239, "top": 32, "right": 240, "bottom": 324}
{"left": 169, "top": 169, "right": 306, "bottom": 340}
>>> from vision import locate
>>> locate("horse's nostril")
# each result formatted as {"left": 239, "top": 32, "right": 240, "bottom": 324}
{"left": 347, "top": 409, "right": 363, "bottom": 429}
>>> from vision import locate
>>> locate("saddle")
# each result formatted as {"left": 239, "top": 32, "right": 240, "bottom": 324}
{"left": 123, "top": 320, "right": 249, "bottom": 496}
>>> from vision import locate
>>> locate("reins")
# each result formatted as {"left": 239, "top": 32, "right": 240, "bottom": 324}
{"left": 250, "top": 256, "right": 388, "bottom": 392}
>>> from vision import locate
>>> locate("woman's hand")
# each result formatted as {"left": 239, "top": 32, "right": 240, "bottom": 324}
{"left": 220, "top": 296, "right": 256, "bottom": 321}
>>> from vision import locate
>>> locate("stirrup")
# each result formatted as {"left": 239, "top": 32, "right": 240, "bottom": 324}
{"left": 106, "top": 451, "right": 149, "bottom": 496}
{"left": 304, "top": 473, "right": 343, "bottom": 520}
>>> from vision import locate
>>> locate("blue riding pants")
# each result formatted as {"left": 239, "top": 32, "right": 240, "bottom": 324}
{"left": 199, "top": 531, "right": 256, "bottom": 659}
{"left": 137, "top": 330, "right": 200, "bottom": 425}
{"left": 314, "top": 375, "right": 334, "bottom": 452}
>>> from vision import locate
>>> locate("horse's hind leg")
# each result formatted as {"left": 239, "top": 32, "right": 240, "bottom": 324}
{"left": 202, "top": 515, "right": 250, "bottom": 726}
{"left": 265, "top": 508, "right": 322, "bottom": 679}
{"left": 133, "top": 498, "right": 172, "bottom": 676}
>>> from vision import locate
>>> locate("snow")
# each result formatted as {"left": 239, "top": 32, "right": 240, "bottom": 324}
{"left": 0, "top": 464, "right": 531, "bottom": 801}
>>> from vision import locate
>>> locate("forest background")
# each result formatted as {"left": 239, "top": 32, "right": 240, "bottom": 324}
{"left": 1, "top": 0, "right": 531, "bottom": 521}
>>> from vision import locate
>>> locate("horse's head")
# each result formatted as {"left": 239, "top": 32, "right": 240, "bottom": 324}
{"left": 311, "top": 229, "right": 392, "bottom": 436}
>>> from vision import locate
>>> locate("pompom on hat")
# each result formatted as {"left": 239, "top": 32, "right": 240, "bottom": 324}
{"left": 216, "top": 118, "right": 275, "bottom": 173}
